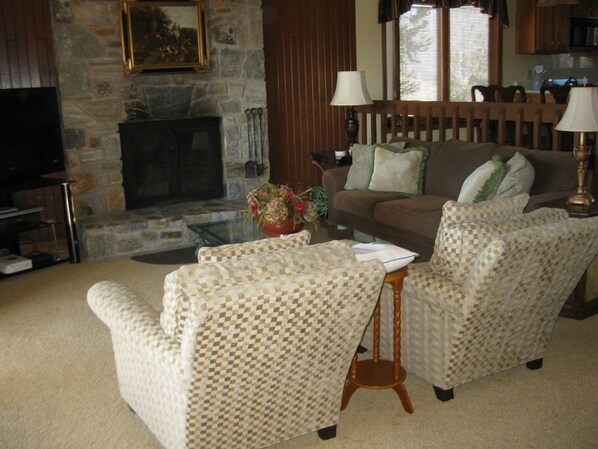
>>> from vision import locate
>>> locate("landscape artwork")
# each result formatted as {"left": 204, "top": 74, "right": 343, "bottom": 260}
{"left": 120, "top": 1, "right": 209, "bottom": 74}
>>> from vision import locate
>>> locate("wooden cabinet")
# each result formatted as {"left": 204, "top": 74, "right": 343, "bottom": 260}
{"left": 517, "top": 0, "right": 571, "bottom": 54}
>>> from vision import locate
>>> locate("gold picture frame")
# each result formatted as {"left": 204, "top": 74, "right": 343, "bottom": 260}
{"left": 120, "top": 0, "right": 210, "bottom": 75}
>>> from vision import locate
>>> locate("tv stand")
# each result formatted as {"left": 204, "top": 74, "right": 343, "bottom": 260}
{"left": 0, "top": 177, "right": 80, "bottom": 278}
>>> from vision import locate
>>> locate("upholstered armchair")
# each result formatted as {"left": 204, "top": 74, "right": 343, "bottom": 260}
{"left": 391, "top": 198, "right": 598, "bottom": 401}
{"left": 88, "top": 236, "right": 386, "bottom": 449}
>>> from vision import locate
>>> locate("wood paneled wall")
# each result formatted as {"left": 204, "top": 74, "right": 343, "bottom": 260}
{"left": 0, "top": 0, "right": 56, "bottom": 88}
{"left": 263, "top": 0, "right": 356, "bottom": 189}
{"left": 0, "top": 0, "right": 65, "bottom": 242}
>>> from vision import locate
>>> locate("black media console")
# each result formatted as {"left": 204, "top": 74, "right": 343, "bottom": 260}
{"left": 0, "top": 178, "right": 80, "bottom": 278}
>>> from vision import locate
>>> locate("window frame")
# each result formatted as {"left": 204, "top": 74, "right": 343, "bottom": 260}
{"left": 385, "top": 6, "right": 502, "bottom": 101}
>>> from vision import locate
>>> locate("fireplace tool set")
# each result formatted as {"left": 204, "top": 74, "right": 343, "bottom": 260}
{"left": 245, "top": 107, "right": 265, "bottom": 178}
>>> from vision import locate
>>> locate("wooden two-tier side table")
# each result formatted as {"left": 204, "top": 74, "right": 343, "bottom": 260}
{"left": 341, "top": 266, "right": 414, "bottom": 413}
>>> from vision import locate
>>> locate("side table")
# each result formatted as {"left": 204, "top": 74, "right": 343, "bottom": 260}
{"left": 534, "top": 198, "right": 598, "bottom": 319}
{"left": 341, "top": 266, "right": 414, "bottom": 413}
{"left": 309, "top": 151, "right": 352, "bottom": 174}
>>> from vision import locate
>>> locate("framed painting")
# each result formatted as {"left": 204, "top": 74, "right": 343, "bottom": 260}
{"left": 120, "top": 0, "right": 210, "bottom": 75}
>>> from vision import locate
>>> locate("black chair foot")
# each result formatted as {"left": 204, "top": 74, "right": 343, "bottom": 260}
{"left": 526, "top": 358, "right": 543, "bottom": 370}
{"left": 433, "top": 386, "right": 454, "bottom": 402}
{"left": 317, "top": 425, "right": 337, "bottom": 440}
{"left": 357, "top": 345, "right": 368, "bottom": 354}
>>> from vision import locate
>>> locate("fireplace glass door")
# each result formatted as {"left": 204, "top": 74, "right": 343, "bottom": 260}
{"left": 119, "top": 117, "right": 223, "bottom": 210}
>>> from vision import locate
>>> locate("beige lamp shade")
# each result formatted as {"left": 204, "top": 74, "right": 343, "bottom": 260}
{"left": 555, "top": 87, "right": 598, "bottom": 132}
{"left": 330, "top": 71, "right": 373, "bottom": 106}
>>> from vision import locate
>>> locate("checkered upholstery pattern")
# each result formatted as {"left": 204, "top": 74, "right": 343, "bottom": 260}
{"left": 87, "top": 240, "right": 386, "bottom": 449}
{"left": 161, "top": 240, "right": 356, "bottom": 342}
{"left": 196, "top": 229, "right": 311, "bottom": 262}
{"left": 397, "top": 216, "right": 598, "bottom": 392}
{"left": 439, "top": 208, "right": 569, "bottom": 283}
{"left": 429, "top": 194, "right": 529, "bottom": 278}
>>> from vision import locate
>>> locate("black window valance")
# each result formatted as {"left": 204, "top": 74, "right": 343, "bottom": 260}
{"left": 378, "top": 0, "right": 509, "bottom": 26}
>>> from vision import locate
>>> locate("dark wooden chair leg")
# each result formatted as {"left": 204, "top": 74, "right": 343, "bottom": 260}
{"left": 317, "top": 425, "right": 337, "bottom": 440}
{"left": 433, "top": 386, "right": 454, "bottom": 402}
{"left": 526, "top": 358, "right": 543, "bottom": 370}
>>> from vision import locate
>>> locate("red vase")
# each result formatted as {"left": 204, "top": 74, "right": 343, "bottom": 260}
{"left": 260, "top": 219, "right": 304, "bottom": 237}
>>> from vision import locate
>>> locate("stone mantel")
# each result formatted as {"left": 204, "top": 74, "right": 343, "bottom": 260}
{"left": 51, "top": 0, "right": 268, "bottom": 219}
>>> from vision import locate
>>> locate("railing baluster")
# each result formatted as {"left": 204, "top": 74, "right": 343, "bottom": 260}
{"left": 357, "top": 100, "right": 566, "bottom": 151}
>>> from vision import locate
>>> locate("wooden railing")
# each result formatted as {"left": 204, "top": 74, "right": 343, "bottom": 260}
{"left": 355, "top": 100, "right": 571, "bottom": 151}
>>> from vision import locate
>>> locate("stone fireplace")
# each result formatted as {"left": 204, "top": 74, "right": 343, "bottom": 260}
{"left": 51, "top": 0, "right": 268, "bottom": 220}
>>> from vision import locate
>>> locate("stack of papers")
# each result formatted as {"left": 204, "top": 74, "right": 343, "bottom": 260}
{"left": 352, "top": 243, "right": 418, "bottom": 273}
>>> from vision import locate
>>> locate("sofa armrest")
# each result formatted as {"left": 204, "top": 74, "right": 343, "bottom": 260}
{"left": 87, "top": 281, "right": 184, "bottom": 377}
{"left": 322, "top": 167, "right": 350, "bottom": 222}
{"left": 322, "top": 166, "right": 350, "bottom": 193}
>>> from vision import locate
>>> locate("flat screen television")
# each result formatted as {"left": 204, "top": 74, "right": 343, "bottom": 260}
{"left": 0, "top": 87, "right": 65, "bottom": 185}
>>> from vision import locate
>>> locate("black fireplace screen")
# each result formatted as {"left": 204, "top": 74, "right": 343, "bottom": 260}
{"left": 119, "top": 117, "right": 223, "bottom": 210}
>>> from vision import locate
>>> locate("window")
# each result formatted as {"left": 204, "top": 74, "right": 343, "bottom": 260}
{"left": 398, "top": 5, "right": 490, "bottom": 101}
{"left": 449, "top": 7, "right": 489, "bottom": 101}
{"left": 399, "top": 6, "right": 438, "bottom": 100}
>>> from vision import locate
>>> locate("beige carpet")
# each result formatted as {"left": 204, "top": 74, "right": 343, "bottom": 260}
{"left": 1, "top": 258, "right": 598, "bottom": 449}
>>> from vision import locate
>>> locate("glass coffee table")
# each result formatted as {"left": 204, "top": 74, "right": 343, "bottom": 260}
{"left": 187, "top": 218, "right": 344, "bottom": 250}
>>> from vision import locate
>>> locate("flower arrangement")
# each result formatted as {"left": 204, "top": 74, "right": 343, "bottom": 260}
{"left": 246, "top": 182, "right": 319, "bottom": 225}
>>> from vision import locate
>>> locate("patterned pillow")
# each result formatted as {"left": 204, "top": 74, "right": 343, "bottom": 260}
{"left": 368, "top": 146, "right": 429, "bottom": 194}
{"left": 457, "top": 155, "right": 507, "bottom": 203}
{"left": 197, "top": 229, "right": 311, "bottom": 262}
{"left": 445, "top": 208, "right": 569, "bottom": 284}
{"left": 161, "top": 240, "right": 356, "bottom": 341}
{"left": 344, "top": 142, "right": 406, "bottom": 190}
{"left": 429, "top": 194, "right": 529, "bottom": 279}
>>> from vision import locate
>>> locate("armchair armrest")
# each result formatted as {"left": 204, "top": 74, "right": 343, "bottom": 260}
{"left": 87, "top": 281, "right": 184, "bottom": 378}
{"left": 402, "top": 263, "right": 467, "bottom": 317}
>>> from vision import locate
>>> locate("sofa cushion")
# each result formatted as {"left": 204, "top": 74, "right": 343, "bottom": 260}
{"left": 334, "top": 189, "right": 406, "bottom": 219}
{"left": 429, "top": 194, "right": 529, "bottom": 279}
{"left": 161, "top": 240, "right": 356, "bottom": 341}
{"left": 494, "top": 146, "right": 576, "bottom": 195}
{"left": 425, "top": 140, "right": 497, "bottom": 199}
{"left": 344, "top": 142, "right": 406, "bottom": 190}
{"left": 441, "top": 208, "right": 570, "bottom": 284}
{"left": 197, "top": 229, "right": 310, "bottom": 262}
{"left": 374, "top": 195, "right": 449, "bottom": 241}
{"left": 368, "top": 146, "right": 429, "bottom": 194}
{"left": 494, "top": 152, "right": 535, "bottom": 199}
{"left": 457, "top": 155, "right": 507, "bottom": 203}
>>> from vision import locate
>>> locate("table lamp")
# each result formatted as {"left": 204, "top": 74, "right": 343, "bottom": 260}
{"left": 330, "top": 71, "right": 373, "bottom": 151}
{"left": 555, "top": 86, "right": 598, "bottom": 207}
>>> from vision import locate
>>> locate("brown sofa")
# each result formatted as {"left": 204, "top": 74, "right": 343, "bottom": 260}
{"left": 323, "top": 138, "right": 577, "bottom": 261}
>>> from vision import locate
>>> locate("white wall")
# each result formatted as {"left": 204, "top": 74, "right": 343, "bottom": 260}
{"left": 355, "top": 0, "right": 383, "bottom": 100}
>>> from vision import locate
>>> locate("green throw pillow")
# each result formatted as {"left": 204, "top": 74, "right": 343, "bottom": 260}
{"left": 457, "top": 155, "right": 507, "bottom": 203}
{"left": 344, "top": 142, "right": 406, "bottom": 190}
